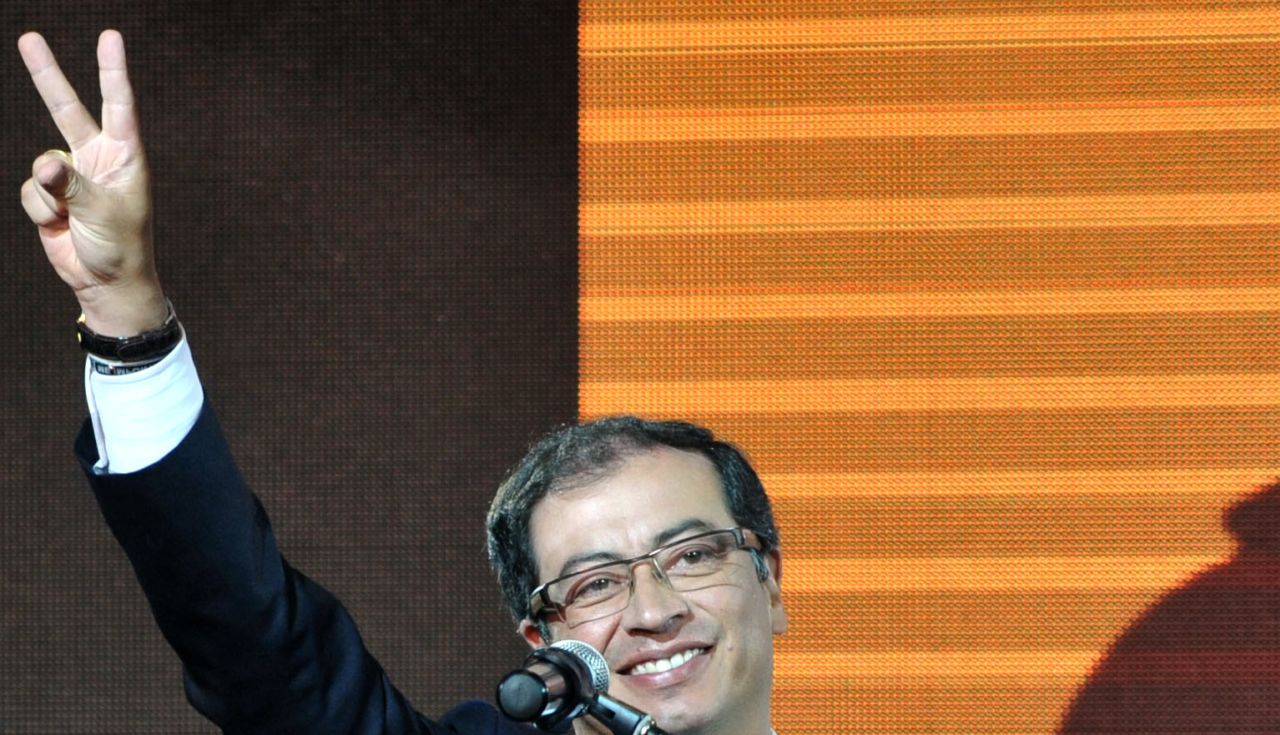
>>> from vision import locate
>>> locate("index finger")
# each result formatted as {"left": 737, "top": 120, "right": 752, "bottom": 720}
{"left": 18, "top": 32, "right": 101, "bottom": 150}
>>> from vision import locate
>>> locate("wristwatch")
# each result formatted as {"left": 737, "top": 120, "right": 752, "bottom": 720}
{"left": 76, "top": 300, "right": 182, "bottom": 365}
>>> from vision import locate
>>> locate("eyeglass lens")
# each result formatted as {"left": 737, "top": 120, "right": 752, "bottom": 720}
{"left": 550, "top": 530, "right": 748, "bottom": 625}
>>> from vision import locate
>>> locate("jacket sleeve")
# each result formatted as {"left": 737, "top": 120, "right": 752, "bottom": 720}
{"left": 77, "top": 402, "right": 447, "bottom": 734}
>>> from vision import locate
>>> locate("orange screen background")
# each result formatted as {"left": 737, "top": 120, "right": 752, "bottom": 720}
{"left": 577, "top": 2, "right": 1279, "bottom": 733}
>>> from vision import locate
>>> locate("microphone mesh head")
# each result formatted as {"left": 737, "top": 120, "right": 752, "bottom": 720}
{"left": 552, "top": 639, "right": 610, "bottom": 693}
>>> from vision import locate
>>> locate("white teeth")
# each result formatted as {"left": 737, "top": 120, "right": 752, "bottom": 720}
{"left": 626, "top": 648, "right": 705, "bottom": 675}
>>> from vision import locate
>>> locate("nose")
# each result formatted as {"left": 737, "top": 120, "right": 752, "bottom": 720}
{"left": 620, "top": 558, "right": 690, "bottom": 633}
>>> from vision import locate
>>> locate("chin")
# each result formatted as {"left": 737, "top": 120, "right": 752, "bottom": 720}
{"left": 627, "top": 694, "right": 717, "bottom": 733}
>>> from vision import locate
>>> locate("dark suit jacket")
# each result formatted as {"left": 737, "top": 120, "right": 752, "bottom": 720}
{"left": 77, "top": 404, "right": 536, "bottom": 735}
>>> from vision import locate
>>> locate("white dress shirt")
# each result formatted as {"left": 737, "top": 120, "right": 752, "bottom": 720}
{"left": 85, "top": 336, "right": 203, "bottom": 474}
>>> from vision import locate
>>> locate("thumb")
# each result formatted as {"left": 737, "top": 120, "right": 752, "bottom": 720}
{"left": 33, "top": 150, "right": 87, "bottom": 206}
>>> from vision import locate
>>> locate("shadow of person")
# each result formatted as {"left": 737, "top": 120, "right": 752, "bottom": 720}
{"left": 1059, "top": 479, "right": 1280, "bottom": 733}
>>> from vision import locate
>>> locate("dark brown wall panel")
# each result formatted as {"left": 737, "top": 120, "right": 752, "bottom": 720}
{"left": 1, "top": 3, "right": 579, "bottom": 732}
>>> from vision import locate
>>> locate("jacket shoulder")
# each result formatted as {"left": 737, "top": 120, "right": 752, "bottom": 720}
{"left": 439, "top": 700, "right": 540, "bottom": 734}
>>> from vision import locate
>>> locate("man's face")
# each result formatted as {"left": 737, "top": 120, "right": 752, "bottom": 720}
{"left": 522, "top": 446, "right": 787, "bottom": 735}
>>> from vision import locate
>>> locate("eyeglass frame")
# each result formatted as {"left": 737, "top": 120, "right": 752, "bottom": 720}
{"left": 527, "top": 526, "right": 765, "bottom": 624}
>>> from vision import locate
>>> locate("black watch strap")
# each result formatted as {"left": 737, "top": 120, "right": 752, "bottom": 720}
{"left": 76, "top": 301, "right": 182, "bottom": 365}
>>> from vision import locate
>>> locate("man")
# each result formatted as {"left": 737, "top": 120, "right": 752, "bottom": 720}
{"left": 18, "top": 30, "right": 787, "bottom": 734}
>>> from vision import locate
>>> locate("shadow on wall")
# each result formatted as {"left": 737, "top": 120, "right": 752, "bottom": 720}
{"left": 1060, "top": 479, "right": 1280, "bottom": 733}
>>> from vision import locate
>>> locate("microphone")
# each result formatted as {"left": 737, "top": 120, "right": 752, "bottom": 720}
{"left": 497, "top": 640, "right": 670, "bottom": 735}
{"left": 497, "top": 640, "right": 609, "bottom": 729}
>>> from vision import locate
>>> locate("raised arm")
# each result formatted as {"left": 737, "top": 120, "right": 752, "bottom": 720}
{"left": 15, "top": 32, "right": 463, "bottom": 733}
{"left": 18, "top": 30, "right": 167, "bottom": 336}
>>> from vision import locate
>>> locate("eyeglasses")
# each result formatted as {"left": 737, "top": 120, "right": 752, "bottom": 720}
{"left": 528, "top": 527, "right": 763, "bottom": 628}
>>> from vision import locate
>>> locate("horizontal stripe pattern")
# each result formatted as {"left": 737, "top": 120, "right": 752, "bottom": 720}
{"left": 617, "top": 409, "right": 1280, "bottom": 473}
{"left": 771, "top": 680, "right": 1083, "bottom": 735}
{"left": 772, "top": 681, "right": 1280, "bottom": 733}
{"left": 760, "top": 469, "right": 1280, "bottom": 498}
{"left": 583, "top": 103, "right": 1280, "bottom": 143}
{"left": 581, "top": 225, "right": 1280, "bottom": 292}
{"left": 582, "top": 192, "right": 1279, "bottom": 234}
{"left": 583, "top": 130, "right": 1280, "bottom": 202}
{"left": 780, "top": 556, "right": 1222, "bottom": 593}
{"left": 774, "top": 650, "right": 1103, "bottom": 678}
{"left": 580, "top": 3, "right": 1278, "bottom": 732}
{"left": 581, "top": 289, "right": 1280, "bottom": 321}
{"left": 583, "top": 1, "right": 1277, "bottom": 23}
{"left": 778, "top": 590, "right": 1217, "bottom": 649}
{"left": 584, "top": 9, "right": 1280, "bottom": 51}
{"left": 581, "top": 374, "right": 1280, "bottom": 412}
{"left": 584, "top": 313, "right": 1280, "bottom": 380}
{"left": 582, "top": 43, "right": 1279, "bottom": 109}
{"left": 773, "top": 491, "right": 1238, "bottom": 558}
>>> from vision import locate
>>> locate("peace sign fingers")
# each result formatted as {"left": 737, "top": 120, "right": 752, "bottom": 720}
{"left": 17, "top": 30, "right": 163, "bottom": 336}
{"left": 18, "top": 31, "right": 100, "bottom": 151}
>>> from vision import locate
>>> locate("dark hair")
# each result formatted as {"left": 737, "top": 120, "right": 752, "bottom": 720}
{"left": 485, "top": 415, "right": 780, "bottom": 629}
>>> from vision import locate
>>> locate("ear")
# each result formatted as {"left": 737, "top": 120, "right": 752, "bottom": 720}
{"left": 518, "top": 618, "right": 547, "bottom": 648}
{"left": 763, "top": 549, "right": 788, "bottom": 635}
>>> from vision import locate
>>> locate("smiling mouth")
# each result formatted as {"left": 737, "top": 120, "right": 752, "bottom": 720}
{"left": 624, "top": 647, "right": 707, "bottom": 676}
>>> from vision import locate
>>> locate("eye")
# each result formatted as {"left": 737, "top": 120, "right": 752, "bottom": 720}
{"left": 681, "top": 548, "right": 710, "bottom": 564}
{"left": 566, "top": 571, "right": 627, "bottom": 604}
{"left": 670, "top": 542, "right": 721, "bottom": 569}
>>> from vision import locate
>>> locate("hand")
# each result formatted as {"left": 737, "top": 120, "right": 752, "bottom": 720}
{"left": 18, "top": 30, "right": 167, "bottom": 336}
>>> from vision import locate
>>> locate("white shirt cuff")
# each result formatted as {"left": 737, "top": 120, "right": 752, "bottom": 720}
{"left": 84, "top": 337, "right": 205, "bottom": 474}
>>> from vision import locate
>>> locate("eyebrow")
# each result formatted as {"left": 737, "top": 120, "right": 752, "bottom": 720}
{"left": 553, "top": 518, "right": 720, "bottom": 579}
